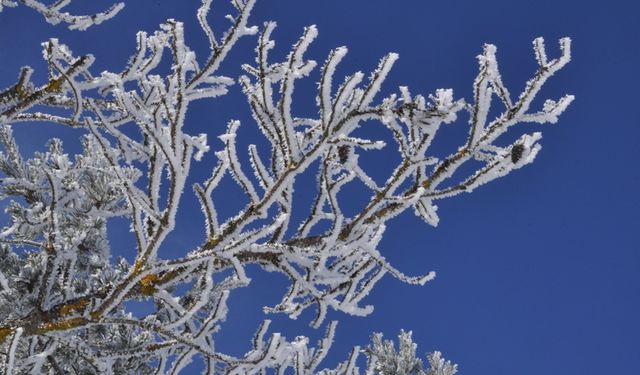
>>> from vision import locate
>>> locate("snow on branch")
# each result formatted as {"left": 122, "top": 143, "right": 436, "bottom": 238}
{"left": 0, "top": 0, "right": 124, "bottom": 30}
{"left": 364, "top": 330, "right": 458, "bottom": 375}
{"left": 0, "top": 0, "right": 573, "bottom": 372}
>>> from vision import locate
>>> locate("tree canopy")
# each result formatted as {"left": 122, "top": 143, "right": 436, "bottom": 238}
{"left": 0, "top": 1, "right": 572, "bottom": 373}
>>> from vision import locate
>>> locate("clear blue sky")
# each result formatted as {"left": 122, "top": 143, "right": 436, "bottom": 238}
{"left": 1, "top": 1, "right": 638, "bottom": 374}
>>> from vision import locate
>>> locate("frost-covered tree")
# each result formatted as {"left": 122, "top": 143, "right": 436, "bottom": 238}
{"left": 0, "top": 1, "right": 573, "bottom": 373}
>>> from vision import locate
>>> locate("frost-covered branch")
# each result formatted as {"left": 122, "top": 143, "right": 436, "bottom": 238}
{"left": 0, "top": 0, "right": 573, "bottom": 372}
{"left": 0, "top": 0, "right": 124, "bottom": 30}
{"left": 364, "top": 331, "right": 457, "bottom": 375}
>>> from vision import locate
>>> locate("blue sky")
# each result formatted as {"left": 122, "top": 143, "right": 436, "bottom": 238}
{"left": 1, "top": 0, "right": 639, "bottom": 374}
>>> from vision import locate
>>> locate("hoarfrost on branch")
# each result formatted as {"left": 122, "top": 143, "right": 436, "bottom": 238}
{"left": 0, "top": 0, "right": 573, "bottom": 373}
